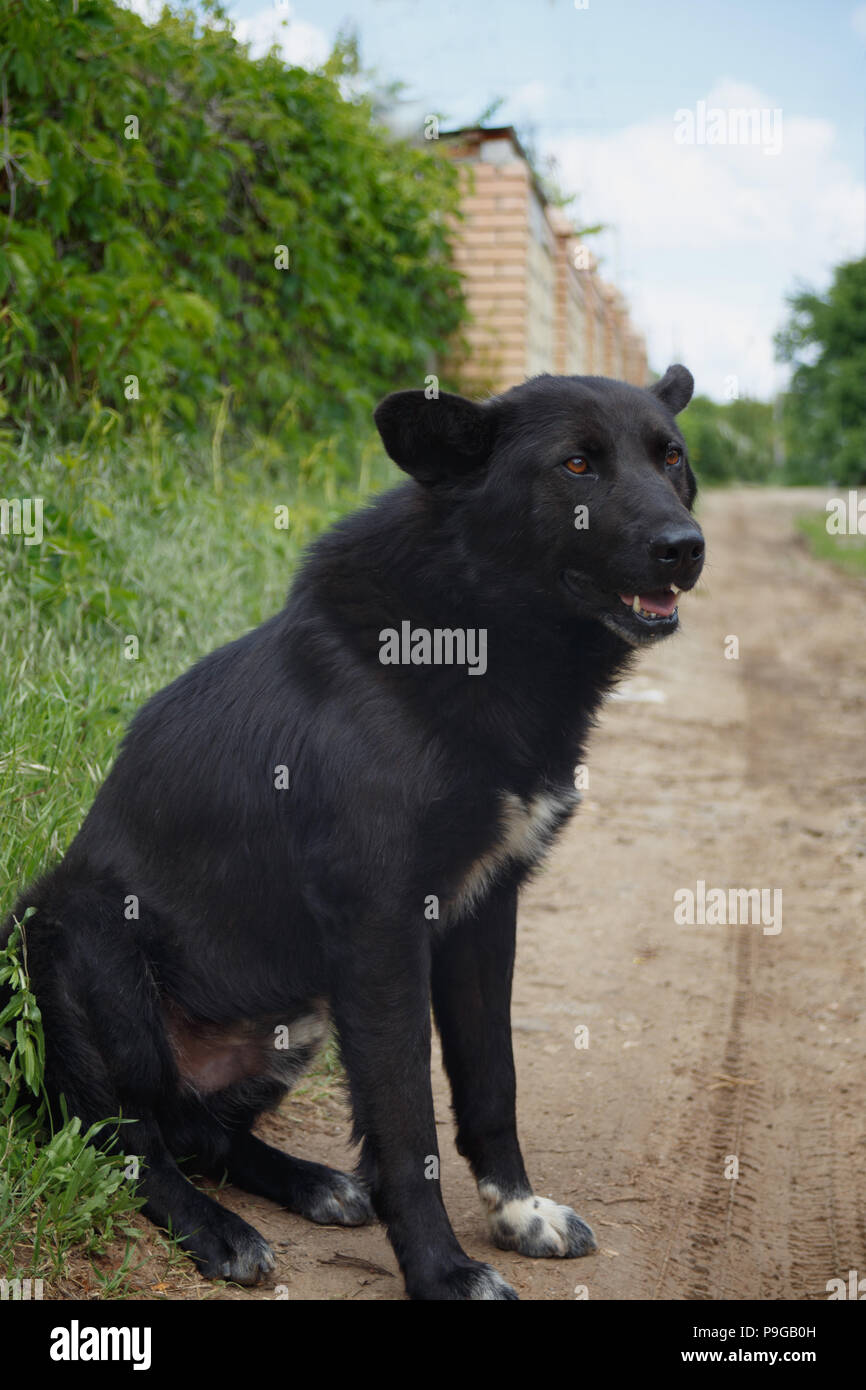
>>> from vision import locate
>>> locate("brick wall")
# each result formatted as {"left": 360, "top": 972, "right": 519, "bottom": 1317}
{"left": 444, "top": 132, "right": 531, "bottom": 392}
{"left": 441, "top": 127, "right": 647, "bottom": 394}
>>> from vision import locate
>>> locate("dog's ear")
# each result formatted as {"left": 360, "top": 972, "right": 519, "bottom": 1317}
{"left": 650, "top": 364, "right": 694, "bottom": 415}
{"left": 374, "top": 390, "right": 496, "bottom": 484}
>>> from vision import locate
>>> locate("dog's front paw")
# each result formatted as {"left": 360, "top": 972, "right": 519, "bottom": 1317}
{"left": 185, "top": 1208, "right": 276, "bottom": 1286}
{"left": 480, "top": 1183, "right": 596, "bottom": 1258}
{"left": 410, "top": 1259, "right": 519, "bottom": 1300}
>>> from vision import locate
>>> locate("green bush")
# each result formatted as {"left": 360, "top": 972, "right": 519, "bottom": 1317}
{"left": 0, "top": 0, "right": 466, "bottom": 445}
{"left": 679, "top": 394, "right": 778, "bottom": 485}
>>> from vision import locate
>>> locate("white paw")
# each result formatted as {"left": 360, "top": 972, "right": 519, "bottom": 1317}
{"left": 479, "top": 1182, "right": 597, "bottom": 1258}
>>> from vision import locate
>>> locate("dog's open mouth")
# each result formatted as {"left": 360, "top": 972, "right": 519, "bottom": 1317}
{"left": 609, "top": 584, "right": 680, "bottom": 640}
{"left": 561, "top": 572, "right": 686, "bottom": 643}
{"left": 616, "top": 586, "right": 680, "bottom": 623}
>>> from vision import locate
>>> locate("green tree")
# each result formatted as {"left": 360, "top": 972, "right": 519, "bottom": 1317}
{"left": 776, "top": 258, "right": 866, "bottom": 485}
{"left": 678, "top": 394, "right": 776, "bottom": 485}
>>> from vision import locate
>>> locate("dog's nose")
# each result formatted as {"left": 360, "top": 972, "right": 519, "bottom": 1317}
{"left": 648, "top": 525, "right": 705, "bottom": 582}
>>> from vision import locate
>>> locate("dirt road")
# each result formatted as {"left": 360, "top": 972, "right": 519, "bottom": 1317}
{"left": 133, "top": 486, "right": 866, "bottom": 1302}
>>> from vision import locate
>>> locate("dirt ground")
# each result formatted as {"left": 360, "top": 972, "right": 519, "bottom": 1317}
{"left": 113, "top": 486, "right": 866, "bottom": 1302}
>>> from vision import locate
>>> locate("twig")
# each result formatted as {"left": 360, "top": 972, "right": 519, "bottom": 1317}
{"left": 319, "top": 1252, "right": 395, "bottom": 1279}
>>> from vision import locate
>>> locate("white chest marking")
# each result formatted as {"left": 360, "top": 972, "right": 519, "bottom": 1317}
{"left": 452, "top": 788, "right": 578, "bottom": 915}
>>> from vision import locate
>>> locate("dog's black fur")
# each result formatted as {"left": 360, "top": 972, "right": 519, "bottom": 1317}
{"left": 2, "top": 367, "right": 704, "bottom": 1300}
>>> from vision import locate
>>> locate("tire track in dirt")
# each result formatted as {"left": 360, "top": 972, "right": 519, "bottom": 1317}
{"left": 651, "top": 924, "right": 760, "bottom": 1301}
{"left": 636, "top": 488, "right": 864, "bottom": 1304}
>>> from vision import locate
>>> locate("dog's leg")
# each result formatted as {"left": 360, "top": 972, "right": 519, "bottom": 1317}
{"left": 130, "top": 1120, "right": 276, "bottom": 1285}
{"left": 40, "top": 1035, "right": 277, "bottom": 1285}
{"left": 15, "top": 883, "right": 276, "bottom": 1286}
{"left": 330, "top": 925, "right": 517, "bottom": 1300}
{"left": 432, "top": 879, "right": 596, "bottom": 1259}
{"left": 222, "top": 1131, "right": 374, "bottom": 1226}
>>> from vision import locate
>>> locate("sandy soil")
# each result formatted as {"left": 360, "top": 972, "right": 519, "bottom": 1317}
{"left": 96, "top": 486, "right": 866, "bottom": 1302}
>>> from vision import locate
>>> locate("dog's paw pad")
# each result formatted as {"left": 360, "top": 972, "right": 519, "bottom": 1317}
{"left": 481, "top": 1186, "right": 597, "bottom": 1259}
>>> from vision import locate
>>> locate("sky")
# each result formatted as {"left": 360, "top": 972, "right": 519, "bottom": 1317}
{"left": 125, "top": 0, "right": 866, "bottom": 401}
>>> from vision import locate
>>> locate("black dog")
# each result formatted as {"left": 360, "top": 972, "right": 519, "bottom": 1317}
{"left": 3, "top": 366, "right": 704, "bottom": 1300}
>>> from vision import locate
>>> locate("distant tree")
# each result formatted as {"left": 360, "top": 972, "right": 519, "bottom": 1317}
{"left": 776, "top": 258, "right": 866, "bottom": 485}
{"left": 678, "top": 394, "right": 776, "bottom": 485}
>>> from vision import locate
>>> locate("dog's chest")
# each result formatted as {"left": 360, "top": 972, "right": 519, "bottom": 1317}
{"left": 450, "top": 785, "right": 579, "bottom": 917}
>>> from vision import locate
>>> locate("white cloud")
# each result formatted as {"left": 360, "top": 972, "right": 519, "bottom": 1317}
{"left": 851, "top": 5, "right": 866, "bottom": 42}
{"left": 234, "top": 6, "right": 330, "bottom": 69}
{"left": 117, "top": 0, "right": 163, "bottom": 20}
{"left": 118, "top": 1, "right": 331, "bottom": 69}
{"left": 510, "top": 81, "right": 549, "bottom": 119}
{"left": 547, "top": 79, "right": 865, "bottom": 398}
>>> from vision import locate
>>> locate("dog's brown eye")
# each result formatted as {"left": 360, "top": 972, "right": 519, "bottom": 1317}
{"left": 665, "top": 446, "right": 682, "bottom": 467}
{"left": 564, "top": 457, "right": 589, "bottom": 475}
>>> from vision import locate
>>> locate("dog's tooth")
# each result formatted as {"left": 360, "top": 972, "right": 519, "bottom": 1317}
{"left": 632, "top": 595, "right": 641, "bottom": 613}
{"left": 670, "top": 584, "right": 681, "bottom": 595}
